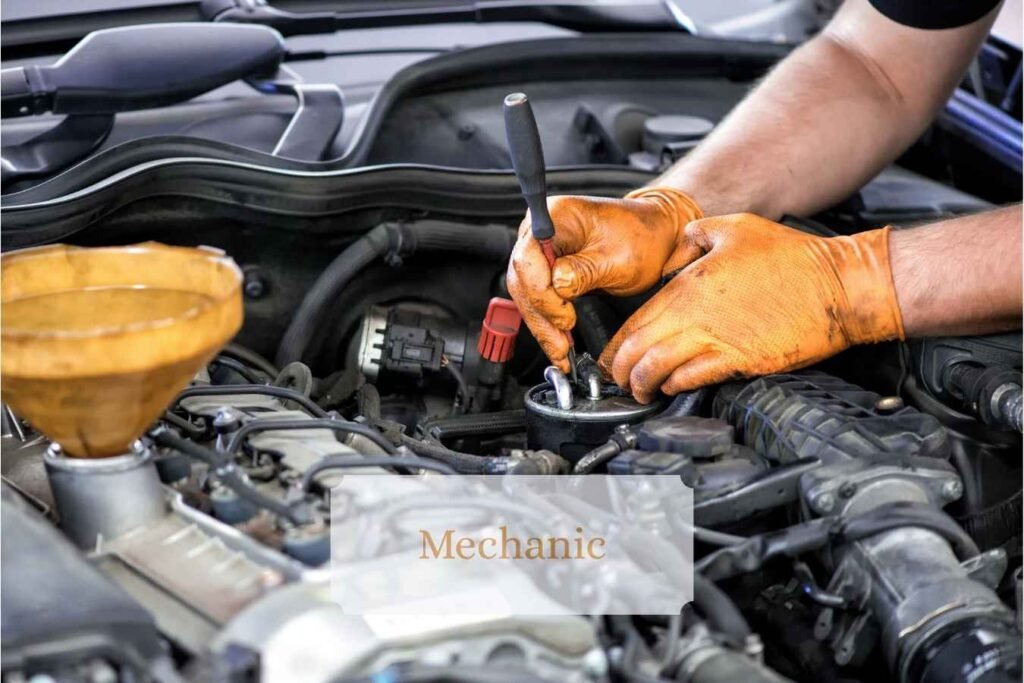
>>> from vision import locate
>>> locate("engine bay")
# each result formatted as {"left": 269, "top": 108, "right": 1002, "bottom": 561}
{"left": 3, "top": 166, "right": 1022, "bottom": 683}
{"left": 2, "top": 18, "right": 1023, "bottom": 683}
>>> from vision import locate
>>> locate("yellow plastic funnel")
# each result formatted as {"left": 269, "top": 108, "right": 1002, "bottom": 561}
{"left": 2, "top": 243, "right": 242, "bottom": 458}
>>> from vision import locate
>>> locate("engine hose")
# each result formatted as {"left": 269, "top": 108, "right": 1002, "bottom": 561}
{"left": 301, "top": 454, "right": 456, "bottom": 490}
{"left": 660, "top": 388, "right": 708, "bottom": 417}
{"left": 692, "top": 573, "right": 753, "bottom": 649}
{"left": 356, "top": 383, "right": 382, "bottom": 421}
{"left": 573, "top": 441, "right": 621, "bottom": 474}
{"left": 697, "top": 502, "right": 979, "bottom": 581}
{"left": 420, "top": 410, "right": 526, "bottom": 441}
{"left": 149, "top": 427, "right": 309, "bottom": 526}
{"left": 956, "top": 490, "right": 1022, "bottom": 551}
{"left": 223, "top": 418, "right": 398, "bottom": 456}
{"left": 221, "top": 342, "right": 279, "bottom": 378}
{"left": 554, "top": 494, "right": 754, "bottom": 649}
{"left": 573, "top": 428, "right": 636, "bottom": 474}
{"left": 276, "top": 222, "right": 514, "bottom": 367}
{"left": 209, "top": 356, "right": 266, "bottom": 384}
{"left": 397, "top": 434, "right": 496, "bottom": 474}
{"left": 273, "top": 361, "right": 315, "bottom": 397}
{"left": 944, "top": 363, "right": 1023, "bottom": 433}
{"left": 175, "top": 384, "right": 328, "bottom": 418}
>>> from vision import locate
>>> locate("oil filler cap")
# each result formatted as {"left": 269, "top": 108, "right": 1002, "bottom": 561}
{"left": 636, "top": 416, "right": 734, "bottom": 459}
{"left": 478, "top": 297, "right": 522, "bottom": 363}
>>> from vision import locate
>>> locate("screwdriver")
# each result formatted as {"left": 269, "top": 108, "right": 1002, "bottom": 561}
{"left": 503, "top": 91, "right": 578, "bottom": 383}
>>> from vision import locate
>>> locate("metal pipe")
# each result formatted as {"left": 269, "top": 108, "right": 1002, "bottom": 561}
{"left": 544, "top": 365, "right": 574, "bottom": 410}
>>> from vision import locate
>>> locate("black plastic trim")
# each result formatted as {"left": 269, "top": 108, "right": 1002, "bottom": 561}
{"left": 0, "top": 160, "right": 655, "bottom": 248}
{"left": 2, "top": 33, "right": 787, "bottom": 204}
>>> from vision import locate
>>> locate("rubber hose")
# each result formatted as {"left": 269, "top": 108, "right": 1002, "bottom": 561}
{"left": 661, "top": 388, "right": 707, "bottom": 417}
{"left": 397, "top": 434, "right": 494, "bottom": 474}
{"left": 692, "top": 573, "right": 753, "bottom": 648}
{"left": 697, "top": 502, "right": 980, "bottom": 580}
{"left": 603, "top": 507, "right": 753, "bottom": 648}
{"left": 223, "top": 418, "right": 397, "bottom": 455}
{"left": 356, "top": 383, "right": 382, "bottom": 421}
{"left": 273, "top": 361, "right": 315, "bottom": 397}
{"left": 402, "top": 222, "right": 514, "bottom": 256}
{"left": 276, "top": 222, "right": 514, "bottom": 367}
{"left": 956, "top": 490, "right": 1022, "bottom": 551}
{"left": 573, "top": 441, "right": 621, "bottom": 474}
{"left": 301, "top": 454, "right": 456, "bottom": 490}
{"left": 573, "top": 296, "right": 614, "bottom": 354}
{"left": 420, "top": 410, "right": 526, "bottom": 441}
{"left": 217, "top": 469, "right": 307, "bottom": 525}
{"left": 176, "top": 385, "right": 328, "bottom": 418}
{"left": 277, "top": 224, "right": 392, "bottom": 367}
{"left": 209, "top": 356, "right": 266, "bottom": 384}
{"left": 222, "top": 342, "right": 279, "bottom": 377}
{"left": 150, "top": 428, "right": 308, "bottom": 525}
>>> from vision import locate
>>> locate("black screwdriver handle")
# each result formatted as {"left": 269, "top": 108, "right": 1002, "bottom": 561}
{"left": 503, "top": 92, "right": 555, "bottom": 242}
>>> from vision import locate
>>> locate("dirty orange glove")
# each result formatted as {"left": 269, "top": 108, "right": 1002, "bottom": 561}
{"left": 600, "top": 214, "right": 905, "bottom": 403}
{"left": 506, "top": 188, "right": 703, "bottom": 372}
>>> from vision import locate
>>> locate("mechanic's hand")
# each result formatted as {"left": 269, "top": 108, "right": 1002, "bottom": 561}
{"left": 600, "top": 214, "right": 905, "bottom": 403}
{"left": 506, "top": 187, "right": 703, "bottom": 372}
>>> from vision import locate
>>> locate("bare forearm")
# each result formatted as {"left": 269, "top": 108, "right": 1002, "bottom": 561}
{"left": 656, "top": 33, "right": 912, "bottom": 217}
{"left": 890, "top": 205, "right": 1023, "bottom": 336}
{"left": 653, "top": 2, "right": 997, "bottom": 219}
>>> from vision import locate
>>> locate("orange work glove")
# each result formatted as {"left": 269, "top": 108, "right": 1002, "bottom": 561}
{"left": 600, "top": 213, "right": 905, "bottom": 403}
{"left": 506, "top": 188, "right": 703, "bottom": 373}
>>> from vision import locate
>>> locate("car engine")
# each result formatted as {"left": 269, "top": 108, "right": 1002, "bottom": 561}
{"left": 1, "top": 16, "right": 1022, "bottom": 683}
{"left": 3, "top": 198, "right": 1021, "bottom": 683}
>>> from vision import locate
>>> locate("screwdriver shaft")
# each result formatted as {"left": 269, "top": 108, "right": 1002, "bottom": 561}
{"left": 537, "top": 237, "right": 578, "bottom": 383}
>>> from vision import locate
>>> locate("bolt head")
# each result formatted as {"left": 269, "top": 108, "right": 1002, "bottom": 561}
{"left": 941, "top": 479, "right": 963, "bottom": 501}
{"left": 815, "top": 493, "right": 836, "bottom": 513}
{"left": 213, "top": 407, "right": 243, "bottom": 432}
{"left": 838, "top": 481, "right": 857, "bottom": 499}
{"left": 244, "top": 280, "right": 264, "bottom": 299}
{"left": 243, "top": 270, "right": 267, "bottom": 299}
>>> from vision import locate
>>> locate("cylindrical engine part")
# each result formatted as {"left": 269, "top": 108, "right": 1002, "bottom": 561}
{"left": 836, "top": 524, "right": 1020, "bottom": 682}
{"left": 44, "top": 442, "right": 166, "bottom": 548}
{"left": 907, "top": 618, "right": 1022, "bottom": 683}
{"left": 524, "top": 382, "right": 662, "bottom": 462}
{"left": 944, "top": 363, "right": 1023, "bottom": 432}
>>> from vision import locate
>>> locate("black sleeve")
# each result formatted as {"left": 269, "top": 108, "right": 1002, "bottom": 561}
{"left": 868, "top": 0, "right": 1001, "bottom": 29}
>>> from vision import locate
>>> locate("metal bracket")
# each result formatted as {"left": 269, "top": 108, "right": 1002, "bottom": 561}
{"left": 801, "top": 461, "right": 962, "bottom": 517}
{"left": 248, "top": 67, "right": 344, "bottom": 161}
